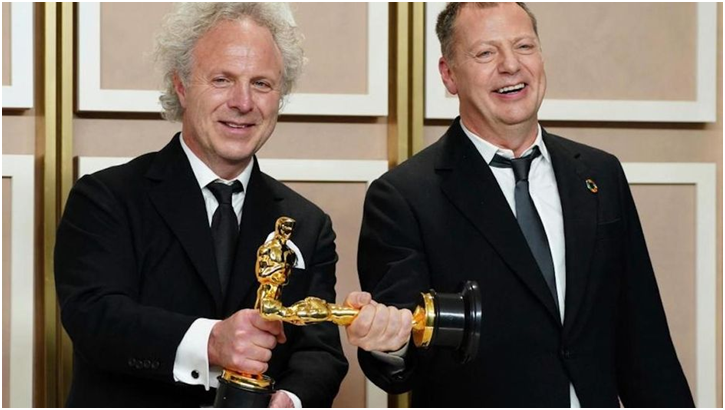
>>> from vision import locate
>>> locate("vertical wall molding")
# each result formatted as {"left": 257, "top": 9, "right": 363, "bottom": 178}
{"left": 36, "top": 2, "right": 58, "bottom": 407}
{"left": 58, "top": 2, "right": 75, "bottom": 404}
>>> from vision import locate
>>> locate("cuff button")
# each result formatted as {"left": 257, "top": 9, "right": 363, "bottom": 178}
{"left": 191, "top": 370, "right": 199, "bottom": 379}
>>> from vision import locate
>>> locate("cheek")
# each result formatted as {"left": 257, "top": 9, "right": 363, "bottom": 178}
{"left": 257, "top": 93, "right": 281, "bottom": 117}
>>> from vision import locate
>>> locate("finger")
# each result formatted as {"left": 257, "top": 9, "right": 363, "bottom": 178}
{"left": 345, "top": 291, "right": 371, "bottom": 309}
{"left": 251, "top": 312, "right": 285, "bottom": 336}
{"left": 366, "top": 304, "right": 390, "bottom": 341}
{"left": 395, "top": 309, "right": 414, "bottom": 349}
{"left": 401, "top": 308, "right": 413, "bottom": 331}
{"left": 276, "top": 324, "right": 287, "bottom": 344}
{"left": 249, "top": 331, "right": 278, "bottom": 350}
{"left": 235, "top": 358, "right": 268, "bottom": 375}
{"left": 383, "top": 306, "right": 402, "bottom": 342}
{"left": 348, "top": 304, "right": 376, "bottom": 339}
{"left": 269, "top": 391, "right": 294, "bottom": 408}
{"left": 240, "top": 344, "right": 273, "bottom": 363}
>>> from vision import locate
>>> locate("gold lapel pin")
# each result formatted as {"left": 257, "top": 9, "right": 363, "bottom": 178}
{"left": 586, "top": 178, "right": 598, "bottom": 193}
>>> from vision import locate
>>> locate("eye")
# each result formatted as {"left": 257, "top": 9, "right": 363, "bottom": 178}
{"left": 252, "top": 80, "right": 273, "bottom": 92}
{"left": 212, "top": 77, "right": 231, "bottom": 86}
{"left": 516, "top": 43, "right": 537, "bottom": 53}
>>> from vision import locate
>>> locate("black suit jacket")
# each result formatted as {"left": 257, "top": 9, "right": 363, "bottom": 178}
{"left": 357, "top": 119, "right": 693, "bottom": 407}
{"left": 55, "top": 134, "right": 348, "bottom": 407}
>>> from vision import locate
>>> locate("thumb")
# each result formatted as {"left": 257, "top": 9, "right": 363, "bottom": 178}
{"left": 345, "top": 291, "right": 372, "bottom": 309}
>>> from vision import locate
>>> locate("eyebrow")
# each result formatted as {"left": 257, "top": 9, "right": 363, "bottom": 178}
{"left": 469, "top": 35, "right": 538, "bottom": 48}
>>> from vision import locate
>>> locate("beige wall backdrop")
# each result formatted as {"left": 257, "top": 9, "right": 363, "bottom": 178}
{"left": 3, "top": 178, "right": 13, "bottom": 409}
{"left": 2, "top": 2, "right": 722, "bottom": 408}
{"left": 3, "top": 2, "right": 12, "bottom": 86}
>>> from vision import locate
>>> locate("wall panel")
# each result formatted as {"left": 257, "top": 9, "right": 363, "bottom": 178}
{"left": 3, "top": 1, "right": 721, "bottom": 407}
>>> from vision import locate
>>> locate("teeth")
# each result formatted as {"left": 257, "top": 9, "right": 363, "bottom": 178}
{"left": 497, "top": 83, "right": 525, "bottom": 94}
{"left": 224, "top": 122, "right": 248, "bottom": 128}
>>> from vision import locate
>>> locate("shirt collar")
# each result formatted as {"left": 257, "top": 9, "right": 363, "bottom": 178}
{"left": 460, "top": 120, "right": 551, "bottom": 164}
{"left": 179, "top": 133, "right": 253, "bottom": 191}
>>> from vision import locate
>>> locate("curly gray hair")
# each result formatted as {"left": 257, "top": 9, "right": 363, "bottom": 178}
{"left": 154, "top": 3, "right": 305, "bottom": 122}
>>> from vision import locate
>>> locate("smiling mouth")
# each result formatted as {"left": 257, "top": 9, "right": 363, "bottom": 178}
{"left": 220, "top": 121, "right": 254, "bottom": 129}
{"left": 495, "top": 83, "right": 526, "bottom": 94}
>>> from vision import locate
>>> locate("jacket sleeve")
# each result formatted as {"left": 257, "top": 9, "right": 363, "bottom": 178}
{"left": 612, "top": 160, "right": 695, "bottom": 407}
{"left": 356, "top": 177, "right": 432, "bottom": 394}
{"left": 274, "top": 214, "right": 349, "bottom": 407}
{"left": 55, "top": 174, "right": 197, "bottom": 383}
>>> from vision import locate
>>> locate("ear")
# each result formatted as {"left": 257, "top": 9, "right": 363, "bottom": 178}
{"left": 172, "top": 73, "right": 187, "bottom": 108}
{"left": 439, "top": 57, "right": 458, "bottom": 95}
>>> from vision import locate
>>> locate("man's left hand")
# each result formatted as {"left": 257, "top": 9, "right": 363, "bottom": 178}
{"left": 269, "top": 391, "right": 294, "bottom": 408}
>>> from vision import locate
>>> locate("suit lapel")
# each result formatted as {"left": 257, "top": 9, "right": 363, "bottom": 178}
{"left": 437, "top": 121, "right": 560, "bottom": 324}
{"left": 146, "top": 134, "right": 224, "bottom": 312}
{"left": 544, "top": 132, "right": 598, "bottom": 337}
{"left": 223, "top": 160, "right": 282, "bottom": 316}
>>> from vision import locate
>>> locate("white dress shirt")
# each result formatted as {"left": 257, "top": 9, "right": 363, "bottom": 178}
{"left": 460, "top": 120, "right": 580, "bottom": 408}
{"left": 172, "top": 136, "right": 302, "bottom": 407}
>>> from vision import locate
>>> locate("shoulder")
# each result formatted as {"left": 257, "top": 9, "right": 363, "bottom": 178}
{"left": 376, "top": 137, "right": 446, "bottom": 191}
{"left": 544, "top": 131, "right": 622, "bottom": 171}
{"left": 72, "top": 152, "right": 158, "bottom": 200}
{"left": 259, "top": 172, "right": 328, "bottom": 220}
{"left": 88, "top": 152, "right": 157, "bottom": 185}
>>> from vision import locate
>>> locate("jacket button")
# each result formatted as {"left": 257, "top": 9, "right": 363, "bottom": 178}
{"left": 191, "top": 370, "right": 199, "bottom": 379}
{"left": 560, "top": 349, "right": 571, "bottom": 359}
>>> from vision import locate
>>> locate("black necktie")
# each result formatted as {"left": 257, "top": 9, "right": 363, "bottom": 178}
{"left": 490, "top": 146, "right": 559, "bottom": 309}
{"left": 207, "top": 181, "right": 243, "bottom": 293}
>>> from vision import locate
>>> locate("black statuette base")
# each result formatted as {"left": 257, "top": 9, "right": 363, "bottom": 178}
{"left": 214, "top": 377, "right": 274, "bottom": 408}
{"left": 428, "top": 280, "right": 482, "bottom": 364}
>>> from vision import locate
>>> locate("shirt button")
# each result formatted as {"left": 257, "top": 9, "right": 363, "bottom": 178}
{"left": 191, "top": 370, "right": 199, "bottom": 379}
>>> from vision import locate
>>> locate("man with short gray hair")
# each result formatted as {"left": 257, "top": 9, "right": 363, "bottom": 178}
{"left": 55, "top": 3, "right": 347, "bottom": 407}
{"left": 352, "top": 2, "right": 694, "bottom": 407}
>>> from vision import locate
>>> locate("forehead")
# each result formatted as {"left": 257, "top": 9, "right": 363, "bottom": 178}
{"left": 454, "top": 4, "right": 536, "bottom": 45}
{"left": 192, "top": 18, "right": 283, "bottom": 73}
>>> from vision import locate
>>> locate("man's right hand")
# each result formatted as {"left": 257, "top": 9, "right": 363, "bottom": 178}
{"left": 344, "top": 292, "right": 413, "bottom": 353}
{"left": 208, "top": 309, "right": 286, "bottom": 374}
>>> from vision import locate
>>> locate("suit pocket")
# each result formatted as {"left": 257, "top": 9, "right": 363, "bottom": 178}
{"left": 596, "top": 218, "right": 622, "bottom": 241}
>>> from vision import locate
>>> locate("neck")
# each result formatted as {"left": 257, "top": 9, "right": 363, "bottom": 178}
{"left": 209, "top": 160, "right": 250, "bottom": 181}
{"left": 181, "top": 133, "right": 250, "bottom": 180}
{"left": 461, "top": 115, "right": 538, "bottom": 158}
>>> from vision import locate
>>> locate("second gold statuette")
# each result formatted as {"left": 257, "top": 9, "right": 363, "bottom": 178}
{"left": 255, "top": 217, "right": 481, "bottom": 358}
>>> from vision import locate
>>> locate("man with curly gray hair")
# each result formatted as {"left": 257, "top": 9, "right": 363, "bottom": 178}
{"left": 55, "top": 3, "right": 347, "bottom": 407}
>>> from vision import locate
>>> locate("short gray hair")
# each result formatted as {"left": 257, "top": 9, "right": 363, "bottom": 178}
{"left": 154, "top": 3, "right": 305, "bottom": 122}
{"left": 436, "top": 2, "right": 538, "bottom": 61}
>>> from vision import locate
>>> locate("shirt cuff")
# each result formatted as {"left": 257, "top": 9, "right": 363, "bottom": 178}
{"left": 279, "top": 390, "right": 303, "bottom": 408}
{"left": 173, "top": 318, "right": 220, "bottom": 390}
{"left": 370, "top": 340, "right": 409, "bottom": 369}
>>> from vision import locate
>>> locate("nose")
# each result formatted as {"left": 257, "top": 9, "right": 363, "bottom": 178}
{"left": 498, "top": 48, "right": 521, "bottom": 75}
{"left": 227, "top": 83, "right": 254, "bottom": 114}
